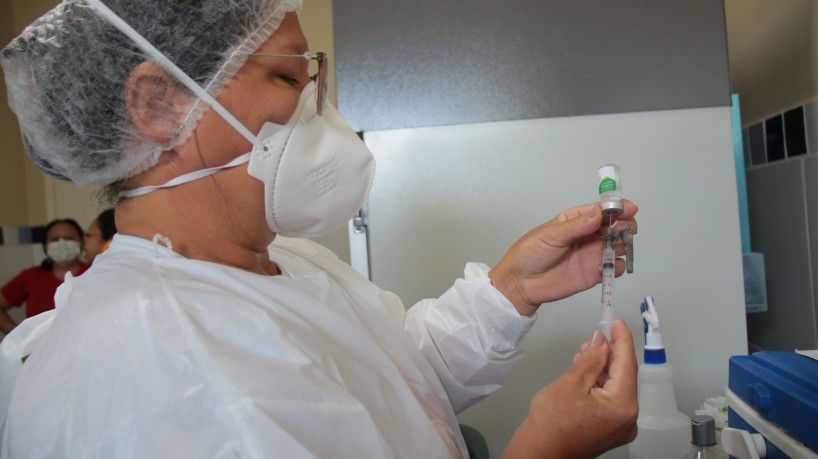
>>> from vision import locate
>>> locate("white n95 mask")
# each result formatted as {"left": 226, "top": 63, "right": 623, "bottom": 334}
{"left": 47, "top": 240, "right": 81, "bottom": 265}
{"left": 120, "top": 82, "right": 375, "bottom": 239}
{"left": 247, "top": 82, "right": 375, "bottom": 238}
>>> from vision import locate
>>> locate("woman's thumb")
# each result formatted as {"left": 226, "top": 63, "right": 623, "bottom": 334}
{"left": 569, "top": 331, "right": 609, "bottom": 388}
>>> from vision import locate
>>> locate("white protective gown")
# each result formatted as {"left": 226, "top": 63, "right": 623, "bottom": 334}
{"left": 0, "top": 234, "right": 535, "bottom": 458}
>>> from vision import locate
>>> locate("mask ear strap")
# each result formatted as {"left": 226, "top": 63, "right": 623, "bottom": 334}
{"left": 82, "top": 0, "right": 256, "bottom": 145}
{"left": 119, "top": 153, "right": 252, "bottom": 198}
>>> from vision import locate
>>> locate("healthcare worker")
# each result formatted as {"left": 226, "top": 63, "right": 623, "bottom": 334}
{"left": 0, "top": 1, "right": 639, "bottom": 457}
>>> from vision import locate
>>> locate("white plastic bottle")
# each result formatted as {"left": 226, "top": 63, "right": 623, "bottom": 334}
{"left": 628, "top": 297, "right": 691, "bottom": 459}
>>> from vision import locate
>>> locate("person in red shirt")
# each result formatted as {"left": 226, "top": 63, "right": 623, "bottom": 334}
{"left": 0, "top": 218, "right": 90, "bottom": 333}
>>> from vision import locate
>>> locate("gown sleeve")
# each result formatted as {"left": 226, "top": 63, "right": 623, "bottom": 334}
{"left": 403, "top": 262, "right": 537, "bottom": 413}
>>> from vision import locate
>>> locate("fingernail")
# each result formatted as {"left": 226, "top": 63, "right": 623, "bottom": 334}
{"left": 586, "top": 205, "right": 599, "bottom": 219}
{"left": 590, "top": 331, "right": 605, "bottom": 348}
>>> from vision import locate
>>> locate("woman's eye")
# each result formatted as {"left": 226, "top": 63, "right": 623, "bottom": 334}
{"left": 280, "top": 75, "right": 299, "bottom": 86}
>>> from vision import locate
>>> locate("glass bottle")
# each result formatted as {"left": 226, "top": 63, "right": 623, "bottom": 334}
{"left": 691, "top": 415, "right": 721, "bottom": 459}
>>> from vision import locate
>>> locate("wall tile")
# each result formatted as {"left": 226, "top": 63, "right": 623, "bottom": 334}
{"left": 1, "top": 226, "right": 20, "bottom": 245}
{"left": 743, "top": 129, "right": 752, "bottom": 167}
{"left": 749, "top": 122, "right": 766, "bottom": 165}
{"left": 784, "top": 106, "right": 807, "bottom": 157}
{"left": 806, "top": 99, "right": 818, "bottom": 154}
{"left": 765, "top": 115, "right": 785, "bottom": 162}
{"left": 31, "top": 226, "right": 45, "bottom": 244}
{"left": 17, "top": 227, "right": 33, "bottom": 244}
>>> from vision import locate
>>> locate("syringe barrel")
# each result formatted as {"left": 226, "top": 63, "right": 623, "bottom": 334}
{"left": 600, "top": 245, "right": 616, "bottom": 340}
{"left": 600, "top": 265, "right": 615, "bottom": 320}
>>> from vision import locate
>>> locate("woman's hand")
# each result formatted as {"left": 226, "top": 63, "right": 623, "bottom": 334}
{"left": 489, "top": 200, "right": 638, "bottom": 315}
{"left": 501, "top": 320, "right": 639, "bottom": 459}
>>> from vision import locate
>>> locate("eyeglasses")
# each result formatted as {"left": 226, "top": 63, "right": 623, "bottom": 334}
{"left": 248, "top": 51, "right": 328, "bottom": 115}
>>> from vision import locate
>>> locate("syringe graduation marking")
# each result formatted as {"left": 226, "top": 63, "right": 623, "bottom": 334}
{"left": 601, "top": 241, "right": 615, "bottom": 314}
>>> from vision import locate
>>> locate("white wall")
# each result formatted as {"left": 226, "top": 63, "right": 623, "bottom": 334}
{"left": 362, "top": 106, "right": 748, "bottom": 458}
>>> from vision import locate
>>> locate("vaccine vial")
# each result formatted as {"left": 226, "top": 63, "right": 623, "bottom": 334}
{"left": 598, "top": 164, "right": 624, "bottom": 215}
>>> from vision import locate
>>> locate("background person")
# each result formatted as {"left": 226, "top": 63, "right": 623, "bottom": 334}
{"left": 0, "top": 1, "right": 638, "bottom": 457}
{"left": 0, "top": 218, "right": 90, "bottom": 334}
{"left": 83, "top": 208, "right": 117, "bottom": 263}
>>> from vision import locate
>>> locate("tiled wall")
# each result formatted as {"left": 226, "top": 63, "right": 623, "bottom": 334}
{"left": 0, "top": 225, "right": 46, "bottom": 247}
{"left": 742, "top": 98, "right": 818, "bottom": 351}
{"left": 743, "top": 99, "right": 818, "bottom": 166}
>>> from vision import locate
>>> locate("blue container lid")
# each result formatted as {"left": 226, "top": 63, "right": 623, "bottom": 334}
{"left": 729, "top": 351, "right": 818, "bottom": 452}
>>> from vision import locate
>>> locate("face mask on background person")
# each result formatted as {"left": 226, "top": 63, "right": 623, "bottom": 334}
{"left": 121, "top": 81, "right": 376, "bottom": 239}
{"left": 47, "top": 239, "right": 81, "bottom": 265}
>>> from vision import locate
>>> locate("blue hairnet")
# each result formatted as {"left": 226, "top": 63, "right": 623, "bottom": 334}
{"left": 1, "top": 0, "right": 301, "bottom": 186}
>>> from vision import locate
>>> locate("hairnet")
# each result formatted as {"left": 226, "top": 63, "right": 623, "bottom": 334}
{"left": 1, "top": 0, "right": 302, "bottom": 187}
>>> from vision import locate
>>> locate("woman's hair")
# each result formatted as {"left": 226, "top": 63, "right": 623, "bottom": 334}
{"left": 96, "top": 208, "right": 118, "bottom": 241}
{"left": 40, "top": 218, "right": 85, "bottom": 271}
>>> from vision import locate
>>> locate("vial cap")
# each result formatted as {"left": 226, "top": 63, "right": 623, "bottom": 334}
{"left": 600, "top": 200, "right": 624, "bottom": 215}
{"left": 691, "top": 415, "right": 717, "bottom": 446}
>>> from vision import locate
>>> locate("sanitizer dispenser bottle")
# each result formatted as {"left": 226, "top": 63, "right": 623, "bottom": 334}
{"left": 628, "top": 297, "right": 691, "bottom": 459}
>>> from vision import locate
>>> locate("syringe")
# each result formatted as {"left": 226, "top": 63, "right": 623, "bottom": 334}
{"left": 597, "top": 164, "right": 624, "bottom": 341}
{"left": 599, "top": 227, "right": 616, "bottom": 341}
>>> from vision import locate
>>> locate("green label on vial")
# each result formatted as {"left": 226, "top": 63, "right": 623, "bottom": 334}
{"left": 599, "top": 177, "right": 617, "bottom": 194}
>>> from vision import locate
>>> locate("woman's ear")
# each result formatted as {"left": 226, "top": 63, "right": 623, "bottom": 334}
{"left": 125, "top": 61, "right": 188, "bottom": 143}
